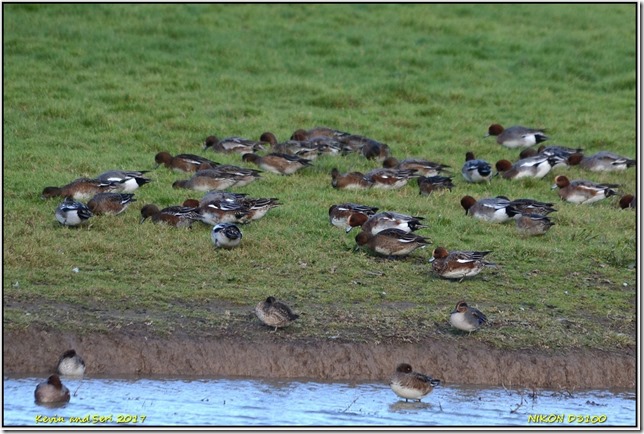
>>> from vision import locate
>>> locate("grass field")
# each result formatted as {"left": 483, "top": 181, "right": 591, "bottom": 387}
{"left": 3, "top": 4, "right": 638, "bottom": 352}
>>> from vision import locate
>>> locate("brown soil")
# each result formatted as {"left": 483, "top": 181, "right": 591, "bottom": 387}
{"left": 3, "top": 324, "right": 635, "bottom": 390}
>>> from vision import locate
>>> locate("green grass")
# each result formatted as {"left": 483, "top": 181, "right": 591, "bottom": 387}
{"left": 3, "top": 4, "right": 637, "bottom": 351}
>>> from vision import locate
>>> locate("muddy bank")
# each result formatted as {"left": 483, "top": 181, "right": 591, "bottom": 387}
{"left": 3, "top": 327, "right": 635, "bottom": 389}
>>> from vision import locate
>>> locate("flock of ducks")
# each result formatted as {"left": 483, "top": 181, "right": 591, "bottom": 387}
{"left": 36, "top": 348, "right": 444, "bottom": 404}
{"left": 37, "top": 123, "right": 635, "bottom": 405}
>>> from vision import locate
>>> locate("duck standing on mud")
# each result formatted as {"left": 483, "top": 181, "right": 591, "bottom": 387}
{"left": 255, "top": 296, "right": 299, "bottom": 332}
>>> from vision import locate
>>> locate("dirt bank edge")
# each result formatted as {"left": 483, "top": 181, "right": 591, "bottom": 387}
{"left": 3, "top": 327, "right": 636, "bottom": 389}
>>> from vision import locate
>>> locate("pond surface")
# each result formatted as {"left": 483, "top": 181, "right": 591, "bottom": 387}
{"left": 3, "top": 375, "right": 637, "bottom": 427}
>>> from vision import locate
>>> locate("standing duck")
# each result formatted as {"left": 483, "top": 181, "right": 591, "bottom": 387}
{"left": 255, "top": 296, "right": 299, "bottom": 331}
{"left": 211, "top": 223, "right": 243, "bottom": 249}
{"left": 389, "top": 363, "right": 440, "bottom": 402}
{"left": 485, "top": 123, "right": 548, "bottom": 148}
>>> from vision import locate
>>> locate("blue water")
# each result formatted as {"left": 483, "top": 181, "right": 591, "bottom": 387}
{"left": 3, "top": 376, "right": 637, "bottom": 427}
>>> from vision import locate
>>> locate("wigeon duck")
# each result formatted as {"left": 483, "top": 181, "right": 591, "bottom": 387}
{"left": 199, "top": 191, "right": 248, "bottom": 206}
{"left": 172, "top": 168, "right": 240, "bottom": 192}
{"left": 450, "top": 301, "right": 488, "bottom": 333}
{"left": 495, "top": 154, "right": 561, "bottom": 180}
{"left": 191, "top": 193, "right": 279, "bottom": 223}
{"left": 57, "top": 349, "right": 85, "bottom": 377}
{"left": 55, "top": 198, "right": 93, "bottom": 226}
{"left": 97, "top": 170, "right": 151, "bottom": 193}
{"left": 506, "top": 198, "right": 557, "bottom": 216}
{"left": 461, "top": 152, "right": 493, "bottom": 183}
{"left": 237, "top": 198, "right": 281, "bottom": 223}
{"left": 290, "top": 126, "right": 350, "bottom": 141}
{"left": 260, "top": 132, "right": 321, "bottom": 160}
{"left": 418, "top": 175, "right": 455, "bottom": 195}
{"left": 429, "top": 246, "right": 496, "bottom": 280}
{"left": 514, "top": 213, "right": 555, "bottom": 236}
{"left": 42, "top": 178, "right": 121, "bottom": 200}
{"left": 330, "top": 168, "right": 372, "bottom": 189}
{"left": 485, "top": 123, "right": 548, "bottom": 148}
{"left": 155, "top": 152, "right": 219, "bottom": 173}
{"left": 311, "top": 137, "right": 344, "bottom": 156}
{"left": 389, "top": 363, "right": 440, "bottom": 402}
{"left": 619, "top": 194, "right": 636, "bottom": 209}
{"left": 35, "top": 375, "right": 70, "bottom": 405}
{"left": 199, "top": 164, "right": 262, "bottom": 187}
{"left": 211, "top": 223, "right": 243, "bottom": 249}
{"left": 363, "top": 168, "right": 416, "bottom": 190}
{"left": 193, "top": 199, "right": 248, "bottom": 225}
{"left": 87, "top": 193, "right": 136, "bottom": 216}
{"left": 140, "top": 204, "right": 203, "bottom": 228}
{"left": 460, "top": 195, "right": 518, "bottom": 222}
{"left": 329, "top": 203, "right": 379, "bottom": 233}
{"left": 203, "top": 135, "right": 266, "bottom": 154}
{"left": 255, "top": 296, "right": 299, "bottom": 331}
{"left": 552, "top": 175, "right": 619, "bottom": 204}
{"left": 355, "top": 229, "right": 431, "bottom": 257}
{"left": 568, "top": 151, "right": 636, "bottom": 172}
{"left": 242, "top": 152, "right": 312, "bottom": 175}
{"left": 383, "top": 157, "right": 451, "bottom": 177}
{"left": 520, "top": 145, "right": 583, "bottom": 167}
{"left": 360, "top": 140, "right": 391, "bottom": 162}
{"left": 359, "top": 211, "right": 427, "bottom": 235}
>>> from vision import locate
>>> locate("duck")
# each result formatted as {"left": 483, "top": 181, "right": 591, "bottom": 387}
{"left": 330, "top": 168, "right": 372, "bottom": 189}
{"left": 495, "top": 154, "right": 561, "bottom": 180}
{"left": 619, "top": 194, "right": 636, "bottom": 209}
{"left": 191, "top": 198, "right": 249, "bottom": 225}
{"left": 363, "top": 168, "right": 416, "bottom": 190}
{"left": 199, "top": 191, "right": 248, "bottom": 206}
{"left": 34, "top": 375, "right": 70, "bottom": 405}
{"left": 519, "top": 145, "right": 583, "bottom": 167}
{"left": 552, "top": 175, "right": 619, "bottom": 205}
{"left": 389, "top": 363, "right": 440, "bottom": 402}
{"left": 57, "top": 349, "right": 85, "bottom": 377}
{"left": 460, "top": 195, "right": 518, "bottom": 223}
{"left": 514, "top": 213, "right": 555, "bottom": 236}
{"left": 485, "top": 123, "right": 548, "bottom": 148}
{"left": 429, "top": 246, "right": 496, "bottom": 280}
{"left": 355, "top": 229, "right": 431, "bottom": 257}
{"left": 211, "top": 223, "right": 243, "bottom": 249}
{"left": 154, "top": 152, "right": 219, "bottom": 173}
{"left": 139, "top": 204, "right": 203, "bottom": 228}
{"left": 418, "top": 175, "right": 455, "bottom": 195}
{"left": 506, "top": 198, "right": 557, "bottom": 216}
{"left": 450, "top": 301, "right": 488, "bottom": 333}
{"left": 259, "top": 132, "right": 321, "bottom": 160}
{"left": 87, "top": 193, "right": 136, "bottom": 216}
{"left": 55, "top": 198, "right": 93, "bottom": 226}
{"left": 96, "top": 170, "right": 151, "bottom": 193}
{"left": 359, "top": 211, "right": 427, "bottom": 235}
{"left": 360, "top": 140, "right": 391, "bottom": 162}
{"left": 197, "top": 163, "right": 262, "bottom": 187}
{"left": 172, "top": 168, "right": 241, "bottom": 192}
{"left": 290, "top": 126, "right": 351, "bottom": 141}
{"left": 329, "top": 203, "right": 379, "bottom": 233}
{"left": 242, "top": 152, "right": 312, "bottom": 175}
{"left": 255, "top": 296, "right": 299, "bottom": 331}
{"left": 568, "top": 151, "right": 636, "bottom": 172}
{"left": 42, "top": 178, "right": 121, "bottom": 201}
{"left": 237, "top": 197, "right": 281, "bottom": 223}
{"left": 383, "top": 157, "right": 451, "bottom": 177}
{"left": 461, "top": 152, "right": 493, "bottom": 183}
{"left": 203, "top": 135, "right": 266, "bottom": 154}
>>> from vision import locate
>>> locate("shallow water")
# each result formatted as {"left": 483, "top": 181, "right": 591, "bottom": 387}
{"left": 3, "top": 375, "right": 637, "bottom": 427}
